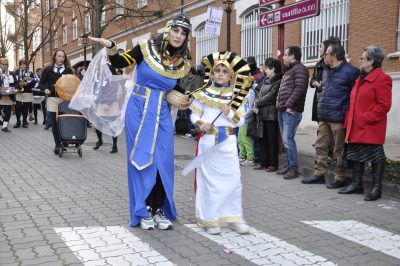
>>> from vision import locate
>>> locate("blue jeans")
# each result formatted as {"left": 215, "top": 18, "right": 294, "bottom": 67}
{"left": 277, "top": 111, "right": 302, "bottom": 169}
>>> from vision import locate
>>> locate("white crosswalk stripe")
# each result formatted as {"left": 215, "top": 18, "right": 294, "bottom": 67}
{"left": 55, "top": 222, "right": 400, "bottom": 265}
{"left": 303, "top": 220, "right": 400, "bottom": 260}
{"left": 54, "top": 226, "right": 173, "bottom": 266}
{"left": 184, "top": 224, "right": 336, "bottom": 266}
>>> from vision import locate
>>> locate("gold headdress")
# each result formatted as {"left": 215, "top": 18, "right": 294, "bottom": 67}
{"left": 137, "top": 14, "right": 192, "bottom": 80}
{"left": 197, "top": 51, "right": 253, "bottom": 111}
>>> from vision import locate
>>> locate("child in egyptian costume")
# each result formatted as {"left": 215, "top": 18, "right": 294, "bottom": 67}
{"left": 81, "top": 14, "right": 192, "bottom": 230}
{"left": 190, "top": 51, "right": 253, "bottom": 235}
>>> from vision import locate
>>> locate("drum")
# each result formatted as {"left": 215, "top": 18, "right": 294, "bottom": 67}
{"left": 32, "top": 95, "right": 45, "bottom": 104}
{"left": 55, "top": 74, "right": 81, "bottom": 100}
{"left": 0, "top": 87, "right": 17, "bottom": 95}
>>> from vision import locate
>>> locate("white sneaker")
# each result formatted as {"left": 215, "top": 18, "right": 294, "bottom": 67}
{"left": 239, "top": 157, "right": 246, "bottom": 163}
{"left": 230, "top": 222, "right": 249, "bottom": 234}
{"left": 153, "top": 208, "right": 173, "bottom": 230}
{"left": 240, "top": 160, "right": 255, "bottom": 166}
{"left": 206, "top": 226, "right": 221, "bottom": 235}
{"left": 140, "top": 206, "right": 155, "bottom": 230}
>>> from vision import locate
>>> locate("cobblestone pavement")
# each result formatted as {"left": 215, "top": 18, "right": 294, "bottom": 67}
{"left": 1, "top": 117, "right": 400, "bottom": 266}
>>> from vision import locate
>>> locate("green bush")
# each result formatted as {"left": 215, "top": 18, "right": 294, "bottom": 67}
{"left": 327, "top": 157, "right": 400, "bottom": 184}
{"left": 362, "top": 158, "right": 400, "bottom": 184}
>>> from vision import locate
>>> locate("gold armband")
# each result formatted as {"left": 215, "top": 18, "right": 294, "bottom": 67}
{"left": 195, "top": 120, "right": 205, "bottom": 128}
{"left": 107, "top": 41, "right": 118, "bottom": 56}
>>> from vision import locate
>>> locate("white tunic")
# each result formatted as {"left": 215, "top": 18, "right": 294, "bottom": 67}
{"left": 190, "top": 98, "right": 246, "bottom": 227}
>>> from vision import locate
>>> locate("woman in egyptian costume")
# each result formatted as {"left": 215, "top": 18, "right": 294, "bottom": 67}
{"left": 89, "top": 14, "right": 192, "bottom": 230}
{"left": 190, "top": 51, "right": 253, "bottom": 234}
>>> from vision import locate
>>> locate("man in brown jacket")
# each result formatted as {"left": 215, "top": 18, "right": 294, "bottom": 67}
{"left": 276, "top": 46, "right": 309, "bottom": 179}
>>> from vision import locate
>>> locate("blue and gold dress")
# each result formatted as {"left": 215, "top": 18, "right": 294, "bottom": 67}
{"left": 108, "top": 39, "right": 190, "bottom": 226}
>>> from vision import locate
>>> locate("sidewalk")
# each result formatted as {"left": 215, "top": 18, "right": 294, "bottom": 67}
{"left": 295, "top": 129, "right": 400, "bottom": 161}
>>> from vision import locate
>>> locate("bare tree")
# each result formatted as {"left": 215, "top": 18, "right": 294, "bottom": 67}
{"left": 0, "top": 0, "right": 14, "bottom": 57}
{"left": 5, "top": 0, "right": 66, "bottom": 66}
{"left": 70, "top": 0, "right": 172, "bottom": 54}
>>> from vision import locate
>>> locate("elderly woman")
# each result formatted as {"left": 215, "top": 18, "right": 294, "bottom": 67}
{"left": 253, "top": 58, "right": 282, "bottom": 172}
{"left": 339, "top": 46, "right": 392, "bottom": 201}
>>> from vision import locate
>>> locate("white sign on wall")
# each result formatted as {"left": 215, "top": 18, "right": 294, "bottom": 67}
{"left": 205, "top": 6, "right": 224, "bottom": 36}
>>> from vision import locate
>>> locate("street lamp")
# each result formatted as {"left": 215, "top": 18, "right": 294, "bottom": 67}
{"left": 222, "top": 0, "right": 236, "bottom": 51}
{"left": 80, "top": 33, "right": 89, "bottom": 67}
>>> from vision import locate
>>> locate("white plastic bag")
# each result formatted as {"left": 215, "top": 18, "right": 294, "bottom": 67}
{"left": 69, "top": 48, "right": 132, "bottom": 137}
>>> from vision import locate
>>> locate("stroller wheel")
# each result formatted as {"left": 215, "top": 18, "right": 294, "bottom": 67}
{"left": 59, "top": 149, "right": 63, "bottom": 158}
{"left": 78, "top": 148, "right": 82, "bottom": 157}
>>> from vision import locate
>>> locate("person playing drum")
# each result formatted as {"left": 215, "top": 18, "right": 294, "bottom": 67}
{"left": 0, "top": 57, "right": 16, "bottom": 133}
{"left": 37, "top": 49, "right": 73, "bottom": 154}
{"left": 32, "top": 68, "right": 46, "bottom": 125}
{"left": 14, "top": 59, "right": 35, "bottom": 129}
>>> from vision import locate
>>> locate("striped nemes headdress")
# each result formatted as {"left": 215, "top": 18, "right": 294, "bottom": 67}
{"left": 201, "top": 51, "right": 253, "bottom": 110}
{"left": 161, "top": 13, "right": 192, "bottom": 59}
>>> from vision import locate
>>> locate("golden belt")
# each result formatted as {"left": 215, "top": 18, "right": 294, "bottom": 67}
{"left": 205, "top": 126, "right": 235, "bottom": 136}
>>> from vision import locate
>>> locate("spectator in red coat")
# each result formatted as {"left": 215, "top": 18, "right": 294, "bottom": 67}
{"left": 339, "top": 45, "right": 392, "bottom": 201}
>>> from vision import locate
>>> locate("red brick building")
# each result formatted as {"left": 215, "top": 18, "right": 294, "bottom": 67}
{"left": 37, "top": 0, "right": 400, "bottom": 141}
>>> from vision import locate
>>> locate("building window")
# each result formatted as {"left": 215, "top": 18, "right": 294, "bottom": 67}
{"left": 45, "top": 0, "right": 49, "bottom": 13}
{"left": 301, "top": 0, "right": 349, "bottom": 64}
{"left": 84, "top": 11, "right": 91, "bottom": 33}
{"left": 29, "top": 0, "right": 35, "bottom": 9}
{"left": 101, "top": 8, "right": 106, "bottom": 27}
{"left": 240, "top": 7, "right": 272, "bottom": 66}
{"left": 137, "top": 0, "right": 147, "bottom": 9}
{"left": 19, "top": 44, "right": 24, "bottom": 59}
{"left": 194, "top": 23, "right": 219, "bottom": 65}
{"left": 62, "top": 17, "right": 67, "bottom": 45}
{"left": 72, "top": 11, "right": 77, "bottom": 40}
{"left": 33, "top": 29, "right": 41, "bottom": 51}
{"left": 397, "top": 7, "right": 400, "bottom": 52}
{"left": 116, "top": 0, "right": 124, "bottom": 15}
{"left": 54, "top": 30, "right": 58, "bottom": 49}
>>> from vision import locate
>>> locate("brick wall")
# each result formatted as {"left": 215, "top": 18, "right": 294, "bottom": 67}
{"left": 38, "top": 0, "right": 399, "bottom": 73}
{"left": 349, "top": 0, "right": 399, "bottom": 73}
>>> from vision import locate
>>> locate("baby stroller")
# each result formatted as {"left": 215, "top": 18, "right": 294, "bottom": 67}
{"left": 57, "top": 101, "right": 87, "bottom": 158}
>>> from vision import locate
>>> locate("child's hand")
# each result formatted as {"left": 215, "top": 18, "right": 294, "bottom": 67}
{"left": 200, "top": 123, "right": 213, "bottom": 133}
{"left": 253, "top": 107, "right": 259, "bottom": 114}
{"left": 220, "top": 104, "right": 230, "bottom": 116}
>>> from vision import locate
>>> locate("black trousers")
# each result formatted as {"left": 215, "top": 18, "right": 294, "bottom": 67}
{"left": 95, "top": 129, "right": 118, "bottom": 146}
{"left": 47, "top": 111, "right": 61, "bottom": 147}
{"left": 259, "top": 120, "right": 280, "bottom": 168}
{"left": 0, "top": 105, "right": 12, "bottom": 122}
{"left": 28, "top": 102, "right": 33, "bottom": 114}
{"left": 145, "top": 173, "right": 166, "bottom": 211}
{"left": 15, "top": 101, "right": 30, "bottom": 123}
{"left": 33, "top": 102, "right": 46, "bottom": 123}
